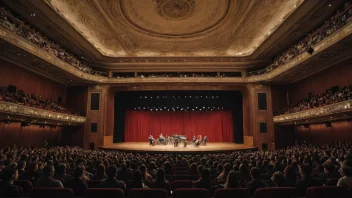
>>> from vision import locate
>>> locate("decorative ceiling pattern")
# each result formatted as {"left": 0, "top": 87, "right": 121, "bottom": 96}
{"left": 44, "top": 0, "right": 303, "bottom": 57}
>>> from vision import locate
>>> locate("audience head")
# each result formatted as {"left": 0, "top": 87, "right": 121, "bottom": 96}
{"left": 73, "top": 166, "right": 84, "bottom": 179}
{"left": 56, "top": 163, "right": 67, "bottom": 176}
{"left": 43, "top": 165, "right": 55, "bottom": 178}
{"left": 250, "top": 167, "right": 260, "bottom": 180}
{"left": 96, "top": 164, "right": 106, "bottom": 176}
{"left": 299, "top": 164, "right": 312, "bottom": 177}
{"left": 156, "top": 168, "right": 165, "bottom": 182}
{"left": 225, "top": 170, "right": 239, "bottom": 188}
{"left": 271, "top": 171, "right": 286, "bottom": 187}
{"left": 107, "top": 165, "right": 117, "bottom": 179}
{"left": 1, "top": 167, "right": 18, "bottom": 183}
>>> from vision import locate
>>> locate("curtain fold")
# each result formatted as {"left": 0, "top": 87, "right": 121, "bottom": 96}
{"left": 124, "top": 110, "right": 234, "bottom": 142}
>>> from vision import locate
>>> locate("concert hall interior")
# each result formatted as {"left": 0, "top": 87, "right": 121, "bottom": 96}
{"left": 1, "top": 0, "right": 352, "bottom": 196}
{"left": 0, "top": 0, "right": 351, "bottom": 152}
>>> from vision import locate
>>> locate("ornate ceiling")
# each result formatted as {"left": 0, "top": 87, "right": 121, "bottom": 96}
{"left": 44, "top": 0, "right": 303, "bottom": 57}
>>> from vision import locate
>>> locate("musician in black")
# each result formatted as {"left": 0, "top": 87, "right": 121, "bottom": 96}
{"left": 174, "top": 135, "right": 180, "bottom": 147}
{"left": 203, "top": 136, "right": 208, "bottom": 145}
{"left": 148, "top": 135, "right": 155, "bottom": 146}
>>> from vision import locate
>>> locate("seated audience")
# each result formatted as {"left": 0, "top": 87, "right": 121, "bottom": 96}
{"left": 65, "top": 166, "right": 88, "bottom": 197}
{"left": 100, "top": 165, "right": 126, "bottom": 190}
{"left": 0, "top": 167, "right": 21, "bottom": 197}
{"left": 337, "top": 165, "right": 352, "bottom": 190}
{"left": 117, "top": 162, "right": 133, "bottom": 182}
{"left": 271, "top": 171, "right": 289, "bottom": 187}
{"left": 194, "top": 168, "right": 212, "bottom": 192}
{"left": 221, "top": 170, "right": 240, "bottom": 188}
{"left": 54, "top": 163, "right": 72, "bottom": 184}
{"left": 93, "top": 164, "right": 107, "bottom": 180}
{"left": 35, "top": 165, "right": 63, "bottom": 188}
{"left": 295, "top": 164, "right": 320, "bottom": 196}
{"left": 131, "top": 170, "right": 148, "bottom": 188}
{"left": 246, "top": 167, "right": 267, "bottom": 196}
{"left": 150, "top": 169, "right": 170, "bottom": 193}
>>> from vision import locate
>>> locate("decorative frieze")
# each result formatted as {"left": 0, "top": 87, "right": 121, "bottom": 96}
{"left": 0, "top": 101, "right": 86, "bottom": 124}
{"left": 273, "top": 100, "right": 352, "bottom": 123}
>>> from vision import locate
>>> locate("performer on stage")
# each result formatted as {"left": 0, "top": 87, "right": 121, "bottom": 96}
{"left": 159, "top": 133, "right": 165, "bottom": 145}
{"left": 174, "top": 134, "right": 180, "bottom": 147}
{"left": 203, "top": 136, "right": 208, "bottom": 145}
{"left": 148, "top": 135, "right": 155, "bottom": 146}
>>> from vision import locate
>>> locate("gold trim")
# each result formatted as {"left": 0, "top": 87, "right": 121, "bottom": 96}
{"left": 273, "top": 100, "right": 352, "bottom": 123}
{"left": 0, "top": 101, "right": 86, "bottom": 124}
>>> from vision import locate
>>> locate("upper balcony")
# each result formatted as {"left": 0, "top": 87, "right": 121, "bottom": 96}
{"left": 0, "top": 3, "right": 351, "bottom": 85}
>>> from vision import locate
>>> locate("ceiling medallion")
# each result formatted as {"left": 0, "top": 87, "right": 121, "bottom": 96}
{"left": 153, "top": 0, "right": 196, "bottom": 20}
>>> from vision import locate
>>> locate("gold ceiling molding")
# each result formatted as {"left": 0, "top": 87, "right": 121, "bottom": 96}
{"left": 0, "top": 19, "right": 351, "bottom": 84}
{"left": 44, "top": 0, "right": 303, "bottom": 57}
{"left": 273, "top": 100, "right": 352, "bottom": 123}
{"left": 0, "top": 101, "right": 86, "bottom": 124}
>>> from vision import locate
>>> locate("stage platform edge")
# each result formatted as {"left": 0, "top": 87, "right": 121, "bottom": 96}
{"left": 99, "top": 142, "right": 257, "bottom": 153}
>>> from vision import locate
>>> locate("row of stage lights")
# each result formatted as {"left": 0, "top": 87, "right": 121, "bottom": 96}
{"left": 133, "top": 106, "right": 224, "bottom": 111}
{"left": 139, "top": 96, "right": 219, "bottom": 99}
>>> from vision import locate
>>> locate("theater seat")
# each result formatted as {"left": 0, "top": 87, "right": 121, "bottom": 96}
{"left": 172, "top": 175, "right": 199, "bottom": 182}
{"left": 173, "top": 188, "right": 210, "bottom": 198}
{"left": 30, "top": 188, "right": 74, "bottom": 198}
{"left": 305, "top": 186, "right": 352, "bottom": 198}
{"left": 87, "top": 180, "right": 102, "bottom": 188}
{"left": 172, "top": 180, "right": 193, "bottom": 190}
{"left": 254, "top": 187, "right": 299, "bottom": 198}
{"left": 84, "top": 188, "right": 124, "bottom": 198}
{"left": 129, "top": 188, "right": 168, "bottom": 198}
{"left": 325, "top": 178, "right": 339, "bottom": 186}
{"left": 14, "top": 180, "right": 33, "bottom": 196}
{"left": 214, "top": 188, "right": 249, "bottom": 198}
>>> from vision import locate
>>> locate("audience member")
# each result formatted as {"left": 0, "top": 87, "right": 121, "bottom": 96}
{"left": 100, "top": 165, "right": 126, "bottom": 191}
{"left": 246, "top": 167, "right": 267, "bottom": 196}
{"left": 65, "top": 166, "right": 88, "bottom": 197}
{"left": 35, "top": 165, "right": 63, "bottom": 188}
{"left": 0, "top": 167, "right": 21, "bottom": 197}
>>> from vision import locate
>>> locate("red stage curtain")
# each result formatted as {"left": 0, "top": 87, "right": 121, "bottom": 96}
{"left": 124, "top": 110, "right": 234, "bottom": 142}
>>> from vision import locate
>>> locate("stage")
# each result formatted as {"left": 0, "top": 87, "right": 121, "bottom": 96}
{"left": 100, "top": 142, "right": 256, "bottom": 153}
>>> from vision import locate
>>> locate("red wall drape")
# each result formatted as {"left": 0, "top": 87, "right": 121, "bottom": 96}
{"left": 124, "top": 110, "right": 234, "bottom": 142}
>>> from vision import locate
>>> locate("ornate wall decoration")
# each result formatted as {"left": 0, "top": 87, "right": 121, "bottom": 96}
{"left": 273, "top": 100, "right": 352, "bottom": 123}
{"left": 0, "top": 101, "right": 86, "bottom": 124}
{"left": 153, "top": 0, "right": 196, "bottom": 20}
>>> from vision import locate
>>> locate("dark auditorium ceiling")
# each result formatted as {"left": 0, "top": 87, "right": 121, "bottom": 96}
{"left": 0, "top": 0, "right": 346, "bottom": 71}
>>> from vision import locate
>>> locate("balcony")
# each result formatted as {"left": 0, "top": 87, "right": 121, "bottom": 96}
{"left": 273, "top": 100, "right": 352, "bottom": 125}
{"left": 0, "top": 101, "right": 86, "bottom": 126}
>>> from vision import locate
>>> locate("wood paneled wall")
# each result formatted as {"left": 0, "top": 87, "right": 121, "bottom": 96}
{"left": 288, "top": 59, "right": 352, "bottom": 105}
{"left": 0, "top": 122, "right": 61, "bottom": 146}
{"left": 295, "top": 121, "right": 352, "bottom": 144}
{"left": 0, "top": 59, "right": 66, "bottom": 103}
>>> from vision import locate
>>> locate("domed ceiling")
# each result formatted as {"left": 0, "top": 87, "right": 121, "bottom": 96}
{"left": 45, "top": 0, "right": 303, "bottom": 57}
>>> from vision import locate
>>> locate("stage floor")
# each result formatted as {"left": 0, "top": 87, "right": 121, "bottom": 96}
{"left": 100, "top": 142, "right": 256, "bottom": 153}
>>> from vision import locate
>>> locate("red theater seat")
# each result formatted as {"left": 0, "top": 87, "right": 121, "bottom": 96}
{"left": 30, "top": 188, "right": 74, "bottom": 198}
{"left": 172, "top": 175, "right": 199, "bottom": 182}
{"left": 305, "top": 186, "right": 352, "bottom": 198}
{"left": 214, "top": 188, "right": 250, "bottom": 198}
{"left": 254, "top": 187, "right": 299, "bottom": 198}
{"left": 84, "top": 188, "right": 124, "bottom": 198}
{"left": 129, "top": 188, "right": 168, "bottom": 198}
{"left": 172, "top": 180, "right": 193, "bottom": 190}
{"left": 173, "top": 188, "right": 210, "bottom": 198}
{"left": 14, "top": 180, "right": 33, "bottom": 196}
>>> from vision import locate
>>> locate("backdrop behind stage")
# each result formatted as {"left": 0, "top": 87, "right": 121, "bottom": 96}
{"left": 124, "top": 110, "right": 234, "bottom": 142}
{"left": 113, "top": 91, "right": 243, "bottom": 143}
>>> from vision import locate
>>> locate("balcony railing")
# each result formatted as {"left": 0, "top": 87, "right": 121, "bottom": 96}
{"left": 0, "top": 101, "right": 86, "bottom": 125}
{"left": 273, "top": 99, "right": 352, "bottom": 123}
